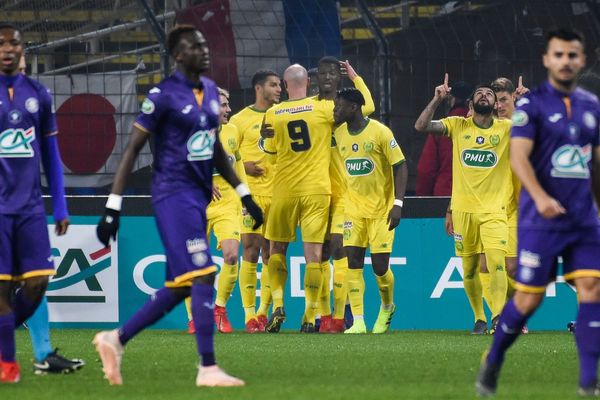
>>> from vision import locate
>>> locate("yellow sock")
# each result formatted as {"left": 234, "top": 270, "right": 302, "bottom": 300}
{"left": 479, "top": 272, "right": 493, "bottom": 313}
{"left": 507, "top": 275, "right": 516, "bottom": 298}
{"left": 257, "top": 263, "right": 272, "bottom": 316}
{"left": 215, "top": 262, "right": 238, "bottom": 307}
{"left": 239, "top": 260, "right": 257, "bottom": 322}
{"left": 374, "top": 267, "right": 394, "bottom": 306}
{"left": 304, "top": 262, "right": 322, "bottom": 324}
{"left": 268, "top": 253, "right": 288, "bottom": 309}
{"left": 486, "top": 248, "right": 508, "bottom": 318}
{"left": 462, "top": 255, "right": 486, "bottom": 322}
{"left": 319, "top": 261, "right": 332, "bottom": 316}
{"left": 184, "top": 296, "right": 192, "bottom": 321}
{"left": 347, "top": 268, "right": 365, "bottom": 317}
{"left": 332, "top": 257, "right": 348, "bottom": 319}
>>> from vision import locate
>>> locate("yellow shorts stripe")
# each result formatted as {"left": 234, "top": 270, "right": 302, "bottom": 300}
{"left": 0, "top": 274, "right": 12, "bottom": 281}
{"left": 564, "top": 270, "right": 600, "bottom": 281}
{"left": 168, "top": 265, "right": 219, "bottom": 287}
{"left": 13, "top": 269, "right": 56, "bottom": 281}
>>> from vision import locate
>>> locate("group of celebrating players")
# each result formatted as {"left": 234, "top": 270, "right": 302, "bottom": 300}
{"left": 1, "top": 18, "right": 600, "bottom": 397}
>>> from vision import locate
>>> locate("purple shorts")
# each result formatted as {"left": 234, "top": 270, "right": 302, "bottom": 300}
{"left": 152, "top": 192, "right": 216, "bottom": 286}
{"left": 0, "top": 213, "right": 54, "bottom": 281}
{"left": 516, "top": 226, "right": 600, "bottom": 292}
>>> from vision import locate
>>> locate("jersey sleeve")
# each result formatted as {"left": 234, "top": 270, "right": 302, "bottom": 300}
{"left": 439, "top": 116, "right": 459, "bottom": 138}
{"left": 134, "top": 87, "right": 164, "bottom": 134}
{"left": 39, "top": 87, "right": 58, "bottom": 137}
{"left": 352, "top": 76, "right": 375, "bottom": 117}
{"left": 380, "top": 125, "right": 405, "bottom": 166}
{"left": 510, "top": 95, "right": 538, "bottom": 140}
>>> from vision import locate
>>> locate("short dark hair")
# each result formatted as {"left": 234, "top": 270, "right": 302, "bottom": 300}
{"left": 251, "top": 69, "right": 279, "bottom": 88}
{"left": 490, "top": 77, "right": 515, "bottom": 94}
{"left": 0, "top": 23, "right": 20, "bottom": 33}
{"left": 308, "top": 67, "right": 318, "bottom": 77}
{"left": 471, "top": 84, "right": 498, "bottom": 102}
{"left": 318, "top": 56, "right": 340, "bottom": 68}
{"left": 336, "top": 87, "right": 365, "bottom": 106}
{"left": 166, "top": 25, "right": 197, "bottom": 57}
{"left": 545, "top": 28, "right": 585, "bottom": 51}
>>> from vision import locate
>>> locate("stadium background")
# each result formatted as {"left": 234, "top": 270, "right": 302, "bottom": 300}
{"left": 11, "top": 0, "right": 592, "bottom": 329}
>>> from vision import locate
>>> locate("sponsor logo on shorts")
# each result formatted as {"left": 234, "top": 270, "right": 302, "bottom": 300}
{"left": 243, "top": 214, "right": 254, "bottom": 228}
{"left": 519, "top": 267, "right": 534, "bottom": 283}
{"left": 345, "top": 157, "right": 375, "bottom": 176}
{"left": 192, "top": 252, "right": 208, "bottom": 267}
{"left": 461, "top": 149, "right": 497, "bottom": 168}
{"left": 550, "top": 144, "right": 591, "bottom": 179}
{"left": 519, "top": 250, "right": 540, "bottom": 268}
{"left": 453, "top": 233, "right": 463, "bottom": 251}
{"left": 343, "top": 221, "right": 353, "bottom": 229}
{"left": 186, "top": 238, "right": 208, "bottom": 254}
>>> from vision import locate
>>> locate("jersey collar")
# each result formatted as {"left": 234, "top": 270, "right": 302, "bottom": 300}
{"left": 0, "top": 73, "right": 22, "bottom": 87}
{"left": 173, "top": 70, "right": 204, "bottom": 90}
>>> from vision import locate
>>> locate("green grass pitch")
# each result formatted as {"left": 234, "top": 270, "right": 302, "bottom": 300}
{"left": 4, "top": 329, "right": 583, "bottom": 399}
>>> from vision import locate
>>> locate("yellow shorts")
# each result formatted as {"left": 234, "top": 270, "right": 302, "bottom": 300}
{"left": 343, "top": 215, "right": 394, "bottom": 253}
{"left": 507, "top": 209, "right": 517, "bottom": 258}
{"left": 329, "top": 195, "right": 345, "bottom": 235}
{"left": 207, "top": 204, "right": 241, "bottom": 249}
{"left": 452, "top": 211, "right": 508, "bottom": 256}
{"left": 265, "top": 194, "right": 330, "bottom": 243}
{"left": 241, "top": 195, "right": 271, "bottom": 236}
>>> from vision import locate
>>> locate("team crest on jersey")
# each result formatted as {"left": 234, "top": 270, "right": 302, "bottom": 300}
{"left": 8, "top": 110, "right": 22, "bottom": 124}
{"left": 476, "top": 136, "right": 484, "bottom": 144}
{"left": 345, "top": 158, "right": 375, "bottom": 176}
{"left": 0, "top": 126, "right": 35, "bottom": 157}
{"left": 490, "top": 135, "right": 500, "bottom": 146}
{"left": 363, "top": 142, "right": 374, "bottom": 152}
{"left": 187, "top": 129, "right": 216, "bottom": 161}
{"left": 461, "top": 149, "right": 497, "bottom": 168}
{"left": 550, "top": 143, "right": 591, "bottom": 179}
{"left": 25, "top": 97, "right": 39, "bottom": 113}
{"left": 352, "top": 143, "right": 359, "bottom": 152}
{"left": 583, "top": 112, "right": 597, "bottom": 129}
{"left": 227, "top": 137, "right": 237, "bottom": 151}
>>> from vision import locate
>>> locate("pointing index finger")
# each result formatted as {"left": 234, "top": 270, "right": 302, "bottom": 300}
{"left": 444, "top": 73, "right": 448, "bottom": 86}
{"left": 518, "top": 75, "right": 523, "bottom": 88}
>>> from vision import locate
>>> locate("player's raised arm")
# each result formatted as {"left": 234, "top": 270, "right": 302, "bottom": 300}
{"left": 414, "top": 73, "right": 451, "bottom": 135}
{"left": 341, "top": 60, "right": 375, "bottom": 116}
{"left": 511, "top": 137, "right": 565, "bottom": 218}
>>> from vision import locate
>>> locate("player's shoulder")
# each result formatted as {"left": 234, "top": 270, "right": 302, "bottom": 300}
{"left": 574, "top": 87, "right": 600, "bottom": 106}
{"left": 20, "top": 76, "right": 51, "bottom": 98}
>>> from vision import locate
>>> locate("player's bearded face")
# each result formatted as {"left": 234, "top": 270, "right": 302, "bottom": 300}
{"left": 0, "top": 28, "right": 23, "bottom": 75}
{"left": 544, "top": 38, "right": 585, "bottom": 87}
{"left": 261, "top": 76, "right": 281, "bottom": 104}
{"left": 472, "top": 90, "right": 495, "bottom": 115}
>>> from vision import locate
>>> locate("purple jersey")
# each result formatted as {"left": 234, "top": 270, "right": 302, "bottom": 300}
{"left": 511, "top": 81, "right": 600, "bottom": 230}
{"left": 0, "top": 74, "right": 57, "bottom": 215}
{"left": 134, "top": 71, "right": 220, "bottom": 203}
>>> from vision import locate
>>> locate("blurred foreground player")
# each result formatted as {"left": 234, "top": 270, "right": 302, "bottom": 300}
{"left": 0, "top": 24, "right": 70, "bottom": 383}
{"left": 93, "top": 25, "right": 262, "bottom": 387}
{"left": 476, "top": 29, "right": 600, "bottom": 397}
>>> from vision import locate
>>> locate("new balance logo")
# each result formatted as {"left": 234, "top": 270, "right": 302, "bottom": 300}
{"left": 203, "top": 302, "right": 215, "bottom": 310}
{"left": 548, "top": 113, "right": 563, "bottom": 123}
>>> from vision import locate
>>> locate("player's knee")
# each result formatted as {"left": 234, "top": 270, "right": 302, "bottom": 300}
{"left": 576, "top": 277, "right": 600, "bottom": 302}
{"left": 223, "top": 252, "right": 239, "bottom": 266}
{"left": 193, "top": 272, "right": 216, "bottom": 286}
{"left": 513, "top": 291, "right": 542, "bottom": 315}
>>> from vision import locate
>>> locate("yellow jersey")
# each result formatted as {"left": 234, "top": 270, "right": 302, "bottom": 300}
{"left": 441, "top": 116, "right": 512, "bottom": 213}
{"left": 263, "top": 97, "right": 333, "bottom": 197}
{"left": 208, "top": 123, "right": 246, "bottom": 211}
{"left": 229, "top": 106, "right": 274, "bottom": 196}
{"left": 506, "top": 171, "right": 521, "bottom": 216}
{"left": 334, "top": 118, "right": 405, "bottom": 218}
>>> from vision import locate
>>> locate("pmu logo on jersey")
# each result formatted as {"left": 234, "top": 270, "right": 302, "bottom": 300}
{"left": 0, "top": 126, "right": 35, "bottom": 157}
{"left": 187, "top": 129, "right": 216, "bottom": 161}
{"left": 345, "top": 157, "right": 375, "bottom": 176}
{"left": 46, "top": 225, "right": 119, "bottom": 322}
{"left": 550, "top": 144, "right": 591, "bottom": 179}
{"left": 461, "top": 149, "right": 497, "bottom": 168}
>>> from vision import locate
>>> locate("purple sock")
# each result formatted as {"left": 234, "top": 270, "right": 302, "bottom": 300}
{"left": 575, "top": 303, "right": 600, "bottom": 388}
{"left": 487, "top": 299, "right": 528, "bottom": 366}
{"left": 191, "top": 284, "right": 216, "bottom": 367}
{"left": 0, "top": 313, "right": 16, "bottom": 362}
{"left": 119, "top": 287, "right": 183, "bottom": 345}
{"left": 13, "top": 289, "right": 43, "bottom": 327}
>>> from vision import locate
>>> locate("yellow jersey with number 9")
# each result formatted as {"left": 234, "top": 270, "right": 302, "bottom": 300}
{"left": 263, "top": 97, "right": 333, "bottom": 197}
{"left": 441, "top": 116, "right": 512, "bottom": 213}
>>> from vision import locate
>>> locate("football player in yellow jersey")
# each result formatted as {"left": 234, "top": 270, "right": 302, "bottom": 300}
{"left": 229, "top": 70, "right": 281, "bottom": 332}
{"left": 415, "top": 74, "right": 512, "bottom": 334}
{"left": 262, "top": 64, "right": 333, "bottom": 333}
{"left": 184, "top": 88, "right": 247, "bottom": 334}
{"left": 333, "top": 88, "right": 407, "bottom": 334}
{"left": 311, "top": 56, "right": 376, "bottom": 333}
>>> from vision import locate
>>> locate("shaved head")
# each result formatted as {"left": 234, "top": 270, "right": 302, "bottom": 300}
{"left": 284, "top": 64, "right": 308, "bottom": 88}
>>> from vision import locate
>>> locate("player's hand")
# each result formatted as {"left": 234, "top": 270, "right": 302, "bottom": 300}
{"left": 535, "top": 195, "right": 566, "bottom": 219}
{"left": 434, "top": 73, "right": 452, "bottom": 101}
{"left": 241, "top": 195, "right": 263, "bottom": 230}
{"left": 260, "top": 119, "right": 274, "bottom": 139}
{"left": 244, "top": 161, "right": 265, "bottom": 177}
{"left": 97, "top": 208, "right": 120, "bottom": 247}
{"left": 340, "top": 60, "right": 358, "bottom": 80}
{"left": 387, "top": 205, "right": 402, "bottom": 230}
{"left": 55, "top": 219, "right": 69, "bottom": 236}
{"left": 444, "top": 212, "right": 454, "bottom": 236}
{"left": 212, "top": 186, "right": 222, "bottom": 201}
{"left": 514, "top": 75, "right": 530, "bottom": 99}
